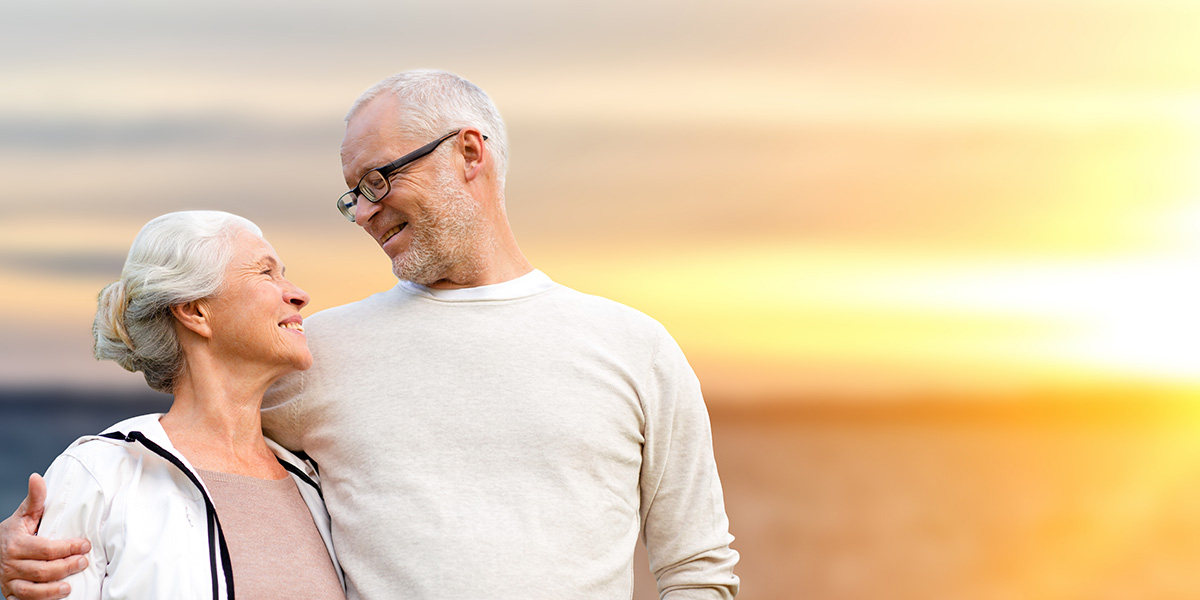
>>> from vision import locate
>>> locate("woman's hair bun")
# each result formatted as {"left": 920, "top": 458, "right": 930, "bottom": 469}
{"left": 91, "top": 211, "right": 262, "bottom": 392}
{"left": 93, "top": 280, "right": 136, "bottom": 367}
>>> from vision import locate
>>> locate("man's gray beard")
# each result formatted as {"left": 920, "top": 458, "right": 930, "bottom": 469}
{"left": 392, "top": 168, "right": 489, "bottom": 286}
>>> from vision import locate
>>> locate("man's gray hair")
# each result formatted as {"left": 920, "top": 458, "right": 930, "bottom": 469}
{"left": 93, "top": 210, "right": 262, "bottom": 393}
{"left": 346, "top": 69, "right": 509, "bottom": 186}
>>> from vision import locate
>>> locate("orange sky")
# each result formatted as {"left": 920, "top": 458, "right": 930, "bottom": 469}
{"left": 3, "top": 0, "right": 1200, "bottom": 401}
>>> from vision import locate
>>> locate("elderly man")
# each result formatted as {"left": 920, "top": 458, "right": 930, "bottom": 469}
{"left": 1, "top": 70, "right": 739, "bottom": 599}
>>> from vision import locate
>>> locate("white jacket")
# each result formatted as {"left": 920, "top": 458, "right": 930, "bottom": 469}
{"left": 39, "top": 413, "right": 343, "bottom": 600}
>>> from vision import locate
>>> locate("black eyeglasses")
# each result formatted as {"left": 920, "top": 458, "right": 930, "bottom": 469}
{"left": 336, "top": 129, "right": 487, "bottom": 222}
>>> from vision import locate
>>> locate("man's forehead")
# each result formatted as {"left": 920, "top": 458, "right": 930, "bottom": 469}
{"left": 341, "top": 120, "right": 391, "bottom": 170}
{"left": 345, "top": 94, "right": 409, "bottom": 137}
{"left": 341, "top": 111, "right": 423, "bottom": 174}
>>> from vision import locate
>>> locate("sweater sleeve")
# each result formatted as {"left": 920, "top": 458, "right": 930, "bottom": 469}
{"left": 638, "top": 329, "right": 740, "bottom": 599}
{"left": 39, "top": 453, "right": 109, "bottom": 600}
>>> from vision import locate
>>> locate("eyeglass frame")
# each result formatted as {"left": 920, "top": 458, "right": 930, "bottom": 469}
{"left": 336, "top": 129, "right": 488, "bottom": 222}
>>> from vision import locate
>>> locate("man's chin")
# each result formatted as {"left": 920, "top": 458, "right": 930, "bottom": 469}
{"left": 392, "top": 256, "right": 437, "bottom": 286}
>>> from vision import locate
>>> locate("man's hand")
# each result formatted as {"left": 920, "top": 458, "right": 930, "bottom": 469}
{"left": 0, "top": 474, "right": 90, "bottom": 600}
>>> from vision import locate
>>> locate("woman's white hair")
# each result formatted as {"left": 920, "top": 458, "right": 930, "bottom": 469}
{"left": 345, "top": 69, "right": 509, "bottom": 187}
{"left": 93, "top": 210, "right": 262, "bottom": 393}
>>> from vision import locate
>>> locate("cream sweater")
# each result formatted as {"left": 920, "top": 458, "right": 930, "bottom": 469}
{"left": 262, "top": 271, "right": 739, "bottom": 599}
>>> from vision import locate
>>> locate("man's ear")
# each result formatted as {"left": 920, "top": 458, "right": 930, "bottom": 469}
{"left": 459, "top": 128, "right": 488, "bottom": 182}
{"left": 171, "top": 300, "right": 213, "bottom": 339}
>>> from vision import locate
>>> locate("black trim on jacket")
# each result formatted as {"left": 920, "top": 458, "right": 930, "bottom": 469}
{"left": 96, "top": 429, "right": 328, "bottom": 600}
{"left": 277, "top": 460, "right": 323, "bottom": 500}
{"left": 100, "top": 431, "right": 236, "bottom": 600}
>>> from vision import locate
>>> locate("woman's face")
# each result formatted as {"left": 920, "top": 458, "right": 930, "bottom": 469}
{"left": 201, "top": 229, "right": 313, "bottom": 377}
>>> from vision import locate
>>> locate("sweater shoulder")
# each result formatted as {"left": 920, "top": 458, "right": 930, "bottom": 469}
{"left": 543, "top": 284, "right": 671, "bottom": 337}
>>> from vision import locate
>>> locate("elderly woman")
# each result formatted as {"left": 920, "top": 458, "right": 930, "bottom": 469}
{"left": 33, "top": 211, "right": 345, "bottom": 599}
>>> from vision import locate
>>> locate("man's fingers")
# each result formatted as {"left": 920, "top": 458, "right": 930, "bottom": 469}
{"left": 5, "top": 578, "right": 71, "bottom": 600}
{"left": 0, "top": 554, "right": 86, "bottom": 589}
{"left": 1, "top": 533, "right": 89, "bottom": 564}
{"left": 21, "top": 476, "right": 46, "bottom": 528}
{"left": 1, "top": 475, "right": 85, "bottom": 600}
{"left": 0, "top": 559, "right": 81, "bottom": 600}
{"left": 10, "top": 475, "right": 46, "bottom": 537}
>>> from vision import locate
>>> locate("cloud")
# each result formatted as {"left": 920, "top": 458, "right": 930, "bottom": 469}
{"left": 0, "top": 250, "right": 126, "bottom": 277}
{"left": 0, "top": 115, "right": 331, "bottom": 151}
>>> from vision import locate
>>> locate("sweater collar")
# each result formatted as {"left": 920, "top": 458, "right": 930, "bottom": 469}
{"left": 396, "top": 269, "right": 556, "bottom": 301}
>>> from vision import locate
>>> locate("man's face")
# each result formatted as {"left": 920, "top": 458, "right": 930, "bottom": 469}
{"left": 340, "top": 96, "right": 485, "bottom": 286}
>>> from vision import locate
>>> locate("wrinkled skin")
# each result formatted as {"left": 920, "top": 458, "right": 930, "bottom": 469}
{"left": 0, "top": 474, "right": 89, "bottom": 600}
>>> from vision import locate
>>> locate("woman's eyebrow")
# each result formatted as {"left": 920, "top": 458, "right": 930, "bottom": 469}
{"left": 255, "top": 254, "right": 282, "bottom": 273}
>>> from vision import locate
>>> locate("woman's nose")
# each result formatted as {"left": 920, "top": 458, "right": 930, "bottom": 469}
{"left": 285, "top": 283, "right": 309, "bottom": 308}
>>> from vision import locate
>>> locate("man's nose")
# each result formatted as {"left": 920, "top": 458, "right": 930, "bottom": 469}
{"left": 354, "top": 198, "right": 381, "bottom": 227}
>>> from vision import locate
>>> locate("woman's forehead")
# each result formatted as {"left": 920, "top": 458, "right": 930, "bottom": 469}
{"left": 231, "top": 230, "right": 280, "bottom": 265}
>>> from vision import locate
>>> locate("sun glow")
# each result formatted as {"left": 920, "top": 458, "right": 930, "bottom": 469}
{"left": 531, "top": 235, "right": 1200, "bottom": 399}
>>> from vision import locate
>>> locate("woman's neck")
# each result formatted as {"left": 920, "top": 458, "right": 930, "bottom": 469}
{"left": 160, "top": 368, "right": 287, "bottom": 480}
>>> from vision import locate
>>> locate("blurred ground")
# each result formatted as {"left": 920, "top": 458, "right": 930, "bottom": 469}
{"left": 6, "top": 390, "right": 1200, "bottom": 600}
{"left": 631, "top": 396, "right": 1200, "bottom": 600}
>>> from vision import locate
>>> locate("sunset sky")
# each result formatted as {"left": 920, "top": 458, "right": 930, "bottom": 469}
{"left": 3, "top": 0, "right": 1200, "bottom": 402}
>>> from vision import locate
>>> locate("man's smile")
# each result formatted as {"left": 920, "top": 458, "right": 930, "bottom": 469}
{"left": 381, "top": 222, "right": 408, "bottom": 245}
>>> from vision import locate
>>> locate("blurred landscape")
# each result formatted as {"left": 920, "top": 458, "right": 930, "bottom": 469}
{"left": 7, "top": 387, "right": 1200, "bottom": 600}
{"left": 6, "top": 1, "right": 1200, "bottom": 598}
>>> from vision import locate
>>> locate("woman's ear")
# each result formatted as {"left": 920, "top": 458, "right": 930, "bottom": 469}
{"left": 171, "top": 300, "right": 213, "bottom": 339}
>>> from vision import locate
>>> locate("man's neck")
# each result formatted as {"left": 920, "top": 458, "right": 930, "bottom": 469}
{"left": 424, "top": 225, "right": 533, "bottom": 289}
{"left": 424, "top": 265, "right": 535, "bottom": 289}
